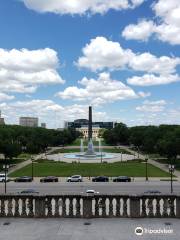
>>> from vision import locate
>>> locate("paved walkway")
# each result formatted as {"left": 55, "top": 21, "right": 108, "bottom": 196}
{"left": 0, "top": 218, "right": 179, "bottom": 240}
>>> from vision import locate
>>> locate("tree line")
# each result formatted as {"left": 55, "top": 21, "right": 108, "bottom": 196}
{"left": 0, "top": 125, "right": 80, "bottom": 160}
{"left": 103, "top": 123, "right": 180, "bottom": 160}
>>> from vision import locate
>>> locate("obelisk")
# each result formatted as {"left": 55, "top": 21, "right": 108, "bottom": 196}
{"left": 88, "top": 106, "right": 92, "bottom": 140}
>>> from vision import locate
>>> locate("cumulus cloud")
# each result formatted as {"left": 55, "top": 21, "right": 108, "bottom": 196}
{"left": 127, "top": 74, "right": 180, "bottom": 86}
{"left": 0, "top": 48, "right": 64, "bottom": 94}
{"left": 136, "top": 100, "right": 167, "bottom": 112}
{"left": 122, "top": 0, "right": 180, "bottom": 45}
{"left": 122, "top": 20, "right": 155, "bottom": 41}
{"left": 20, "top": 0, "right": 145, "bottom": 15}
{"left": 0, "top": 100, "right": 107, "bottom": 128}
{"left": 76, "top": 37, "right": 180, "bottom": 82}
{"left": 56, "top": 72, "right": 138, "bottom": 105}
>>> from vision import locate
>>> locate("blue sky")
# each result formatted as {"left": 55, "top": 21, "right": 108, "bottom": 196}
{"left": 0, "top": 0, "right": 179, "bottom": 128}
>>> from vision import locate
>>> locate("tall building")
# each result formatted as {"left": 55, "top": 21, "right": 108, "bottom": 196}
{"left": 0, "top": 111, "right": 5, "bottom": 125}
{"left": 66, "top": 119, "right": 115, "bottom": 139}
{"left": 19, "top": 117, "right": 38, "bottom": 127}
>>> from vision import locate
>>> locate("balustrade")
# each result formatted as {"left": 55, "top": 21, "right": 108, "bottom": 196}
{"left": 0, "top": 194, "right": 179, "bottom": 218}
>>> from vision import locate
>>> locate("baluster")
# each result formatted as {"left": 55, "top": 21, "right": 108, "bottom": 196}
{"left": 54, "top": 197, "right": 59, "bottom": 217}
{"left": 14, "top": 198, "right": 20, "bottom": 217}
{"left": 76, "top": 197, "right": 81, "bottom": 217}
{"left": 148, "top": 198, "right": 154, "bottom": 217}
{"left": 21, "top": 198, "right": 27, "bottom": 217}
{"left": 28, "top": 198, "right": 34, "bottom": 217}
{"left": 141, "top": 198, "right": 146, "bottom": 217}
{"left": 156, "top": 198, "right": 161, "bottom": 217}
{"left": 69, "top": 197, "right": 74, "bottom": 217}
{"left": 1, "top": 199, "right": 6, "bottom": 217}
{"left": 109, "top": 197, "right": 114, "bottom": 217}
{"left": 46, "top": 197, "right": 52, "bottom": 217}
{"left": 122, "top": 197, "right": 128, "bottom": 217}
{"left": 115, "top": 197, "right": 120, "bottom": 217}
{"left": 101, "top": 198, "right": 106, "bottom": 217}
{"left": 162, "top": 198, "right": 169, "bottom": 217}
{"left": 95, "top": 197, "right": 99, "bottom": 217}
{"left": 7, "top": 198, "right": 13, "bottom": 217}
{"left": 169, "top": 198, "right": 175, "bottom": 217}
{"left": 62, "top": 197, "right": 67, "bottom": 217}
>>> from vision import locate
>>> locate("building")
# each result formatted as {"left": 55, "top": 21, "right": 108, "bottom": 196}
{"left": 41, "top": 123, "right": 46, "bottom": 128}
{"left": 19, "top": 117, "right": 38, "bottom": 127}
{"left": 65, "top": 119, "right": 115, "bottom": 139}
{"left": 0, "top": 111, "right": 5, "bottom": 125}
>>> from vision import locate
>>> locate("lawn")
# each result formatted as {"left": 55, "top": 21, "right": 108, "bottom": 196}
{"left": 9, "top": 162, "right": 170, "bottom": 177}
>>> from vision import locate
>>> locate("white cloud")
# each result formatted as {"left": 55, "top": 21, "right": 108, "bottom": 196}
{"left": 56, "top": 72, "right": 138, "bottom": 105}
{"left": 127, "top": 74, "right": 180, "bottom": 86}
{"left": 20, "top": 0, "right": 144, "bottom": 15}
{"left": 0, "top": 48, "right": 64, "bottom": 94}
{"left": 122, "top": 20, "right": 155, "bottom": 41}
{"left": 77, "top": 36, "right": 180, "bottom": 76}
{"left": 77, "top": 37, "right": 133, "bottom": 72}
{"left": 0, "top": 100, "right": 107, "bottom": 128}
{"left": 122, "top": 0, "right": 180, "bottom": 45}
{"left": 0, "top": 93, "right": 15, "bottom": 102}
{"left": 136, "top": 100, "right": 167, "bottom": 112}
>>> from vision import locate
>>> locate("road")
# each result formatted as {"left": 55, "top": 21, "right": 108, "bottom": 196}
{"left": 1, "top": 181, "right": 180, "bottom": 195}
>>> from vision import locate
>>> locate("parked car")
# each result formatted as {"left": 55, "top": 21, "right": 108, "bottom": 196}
{"left": 92, "top": 176, "right": 109, "bottom": 182}
{"left": 40, "top": 176, "right": 58, "bottom": 183}
{"left": 0, "top": 174, "right": 9, "bottom": 182}
{"left": 86, "top": 189, "right": 99, "bottom": 194}
{"left": 14, "top": 176, "right": 33, "bottom": 182}
{"left": 144, "top": 190, "right": 161, "bottom": 194}
{"left": 18, "top": 189, "right": 39, "bottom": 194}
{"left": 113, "top": 176, "right": 131, "bottom": 182}
{"left": 67, "top": 175, "right": 83, "bottom": 182}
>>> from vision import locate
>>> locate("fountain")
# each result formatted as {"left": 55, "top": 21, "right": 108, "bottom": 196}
{"left": 64, "top": 106, "right": 114, "bottom": 160}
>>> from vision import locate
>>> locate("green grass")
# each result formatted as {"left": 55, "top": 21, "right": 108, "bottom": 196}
{"left": 9, "top": 162, "right": 170, "bottom": 177}
{"left": 66, "top": 138, "right": 108, "bottom": 146}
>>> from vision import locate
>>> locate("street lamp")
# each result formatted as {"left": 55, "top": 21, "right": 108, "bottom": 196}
{"left": 145, "top": 158, "right": 148, "bottom": 181}
{"left": 3, "top": 164, "right": 9, "bottom": 194}
{"left": 169, "top": 164, "right": 175, "bottom": 194}
{"left": 31, "top": 156, "right": 34, "bottom": 181}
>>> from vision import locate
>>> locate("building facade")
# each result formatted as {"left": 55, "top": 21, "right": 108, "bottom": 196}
{"left": 19, "top": 117, "right": 38, "bottom": 127}
{"left": 65, "top": 119, "right": 115, "bottom": 139}
{"left": 0, "top": 111, "right": 5, "bottom": 125}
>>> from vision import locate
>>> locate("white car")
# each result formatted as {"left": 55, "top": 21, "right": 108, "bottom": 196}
{"left": 86, "top": 189, "right": 99, "bottom": 194}
{"left": 67, "top": 175, "right": 83, "bottom": 182}
{"left": 0, "top": 174, "right": 9, "bottom": 182}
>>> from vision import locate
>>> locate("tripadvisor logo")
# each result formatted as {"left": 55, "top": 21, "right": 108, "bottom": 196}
{"left": 135, "top": 227, "right": 143, "bottom": 236}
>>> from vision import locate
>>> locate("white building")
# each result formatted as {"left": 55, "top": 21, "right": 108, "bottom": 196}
{"left": 19, "top": 117, "right": 38, "bottom": 127}
{"left": 77, "top": 126, "right": 100, "bottom": 139}
{"left": 0, "top": 111, "right": 5, "bottom": 125}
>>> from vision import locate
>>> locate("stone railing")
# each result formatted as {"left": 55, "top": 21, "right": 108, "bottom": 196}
{"left": 0, "top": 194, "right": 180, "bottom": 218}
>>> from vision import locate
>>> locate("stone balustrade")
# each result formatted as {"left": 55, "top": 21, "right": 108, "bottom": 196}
{"left": 0, "top": 194, "right": 180, "bottom": 218}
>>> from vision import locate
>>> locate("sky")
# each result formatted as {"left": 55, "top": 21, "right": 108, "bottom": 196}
{"left": 0, "top": 0, "right": 180, "bottom": 128}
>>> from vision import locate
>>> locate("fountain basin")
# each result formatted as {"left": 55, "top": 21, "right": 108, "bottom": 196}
{"left": 64, "top": 152, "right": 115, "bottom": 160}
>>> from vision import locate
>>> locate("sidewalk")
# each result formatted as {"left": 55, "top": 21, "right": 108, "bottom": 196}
{"left": 0, "top": 218, "right": 179, "bottom": 240}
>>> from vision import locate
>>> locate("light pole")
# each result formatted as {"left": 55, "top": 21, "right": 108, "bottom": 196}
{"left": 169, "top": 164, "right": 175, "bottom": 194}
{"left": 3, "top": 164, "right": 9, "bottom": 194}
{"left": 145, "top": 158, "right": 148, "bottom": 181}
{"left": 31, "top": 156, "right": 34, "bottom": 181}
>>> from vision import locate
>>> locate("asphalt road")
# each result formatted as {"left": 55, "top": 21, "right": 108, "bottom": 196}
{"left": 1, "top": 181, "right": 180, "bottom": 195}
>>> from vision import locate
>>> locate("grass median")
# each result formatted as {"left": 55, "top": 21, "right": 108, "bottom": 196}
{"left": 9, "top": 161, "right": 170, "bottom": 177}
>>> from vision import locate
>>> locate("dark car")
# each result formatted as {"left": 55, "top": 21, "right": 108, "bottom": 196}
{"left": 40, "top": 176, "right": 58, "bottom": 183}
{"left": 92, "top": 176, "right": 109, "bottom": 182}
{"left": 18, "top": 189, "right": 39, "bottom": 194}
{"left": 144, "top": 190, "right": 161, "bottom": 194}
{"left": 14, "top": 176, "right": 33, "bottom": 182}
{"left": 113, "top": 176, "right": 131, "bottom": 182}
